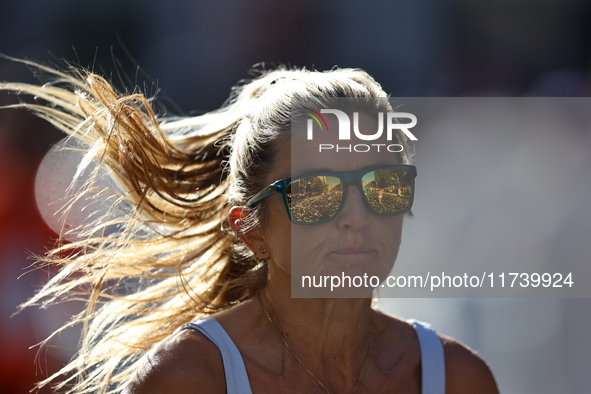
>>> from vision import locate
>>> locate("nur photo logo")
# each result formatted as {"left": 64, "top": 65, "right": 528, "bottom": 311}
{"left": 304, "top": 108, "right": 418, "bottom": 153}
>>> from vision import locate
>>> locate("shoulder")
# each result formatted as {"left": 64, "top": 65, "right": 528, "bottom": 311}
{"left": 123, "top": 324, "right": 226, "bottom": 394}
{"left": 439, "top": 334, "right": 499, "bottom": 394}
{"left": 376, "top": 314, "right": 499, "bottom": 394}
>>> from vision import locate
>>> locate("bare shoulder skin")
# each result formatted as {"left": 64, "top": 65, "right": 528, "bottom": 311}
{"left": 379, "top": 314, "right": 499, "bottom": 394}
{"left": 440, "top": 334, "right": 499, "bottom": 394}
{"left": 122, "top": 328, "right": 225, "bottom": 394}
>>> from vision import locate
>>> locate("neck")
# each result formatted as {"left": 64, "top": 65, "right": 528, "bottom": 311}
{"left": 260, "top": 276, "right": 375, "bottom": 393}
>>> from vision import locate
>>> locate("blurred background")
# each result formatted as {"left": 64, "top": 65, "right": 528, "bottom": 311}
{"left": 0, "top": 0, "right": 590, "bottom": 393}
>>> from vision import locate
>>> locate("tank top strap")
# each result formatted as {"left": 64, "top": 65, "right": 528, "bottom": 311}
{"left": 407, "top": 319, "right": 446, "bottom": 394}
{"left": 180, "top": 317, "right": 253, "bottom": 394}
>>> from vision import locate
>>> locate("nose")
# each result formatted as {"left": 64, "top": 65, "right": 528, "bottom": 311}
{"left": 335, "top": 185, "right": 370, "bottom": 230}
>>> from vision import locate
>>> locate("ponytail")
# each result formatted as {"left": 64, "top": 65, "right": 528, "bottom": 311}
{"left": 2, "top": 59, "right": 263, "bottom": 394}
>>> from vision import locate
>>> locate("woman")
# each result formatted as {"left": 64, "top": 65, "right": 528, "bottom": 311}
{"left": 2, "top": 59, "right": 498, "bottom": 393}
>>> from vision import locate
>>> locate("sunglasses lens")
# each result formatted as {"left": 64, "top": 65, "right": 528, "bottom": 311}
{"left": 285, "top": 167, "right": 414, "bottom": 224}
{"left": 287, "top": 176, "right": 344, "bottom": 223}
{"left": 361, "top": 168, "right": 413, "bottom": 215}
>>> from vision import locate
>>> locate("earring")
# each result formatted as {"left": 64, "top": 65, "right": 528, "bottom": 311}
{"left": 258, "top": 246, "right": 267, "bottom": 254}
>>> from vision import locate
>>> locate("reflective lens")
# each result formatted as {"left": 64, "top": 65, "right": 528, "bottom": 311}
{"left": 360, "top": 167, "right": 413, "bottom": 215}
{"left": 286, "top": 167, "right": 414, "bottom": 224}
{"left": 288, "top": 176, "right": 344, "bottom": 223}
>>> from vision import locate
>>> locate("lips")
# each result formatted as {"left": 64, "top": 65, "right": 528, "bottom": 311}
{"left": 333, "top": 247, "right": 374, "bottom": 254}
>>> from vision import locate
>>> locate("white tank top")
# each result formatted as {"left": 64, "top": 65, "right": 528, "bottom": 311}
{"left": 181, "top": 317, "right": 445, "bottom": 394}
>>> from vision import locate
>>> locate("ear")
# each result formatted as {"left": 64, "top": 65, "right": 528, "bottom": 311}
{"left": 228, "top": 206, "right": 267, "bottom": 257}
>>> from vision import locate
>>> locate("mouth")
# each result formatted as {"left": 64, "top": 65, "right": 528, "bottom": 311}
{"left": 333, "top": 247, "right": 374, "bottom": 254}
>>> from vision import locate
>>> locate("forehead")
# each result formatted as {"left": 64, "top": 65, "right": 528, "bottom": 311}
{"left": 270, "top": 112, "right": 404, "bottom": 181}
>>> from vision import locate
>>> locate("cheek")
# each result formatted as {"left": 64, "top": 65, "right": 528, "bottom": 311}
{"left": 380, "top": 216, "right": 404, "bottom": 264}
{"left": 262, "top": 199, "right": 292, "bottom": 268}
{"left": 381, "top": 215, "right": 403, "bottom": 241}
{"left": 290, "top": 225, "right": 326, "bottom": 257}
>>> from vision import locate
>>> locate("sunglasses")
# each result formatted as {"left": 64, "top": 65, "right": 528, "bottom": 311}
{"left": 245, "top": 165, "right": 417, "bottom": 224}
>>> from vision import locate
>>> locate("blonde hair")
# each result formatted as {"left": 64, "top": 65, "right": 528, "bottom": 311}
{"left": 1, "top": 57, "right": 411, "bottom": 394}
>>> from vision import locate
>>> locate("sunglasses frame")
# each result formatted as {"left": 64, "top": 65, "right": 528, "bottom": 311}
{"left": 245, "top": 164, "right": 417, "bottom": 225}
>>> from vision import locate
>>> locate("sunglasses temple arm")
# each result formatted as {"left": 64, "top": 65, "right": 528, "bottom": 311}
{"left": 245, "top": 184, "right": 278, "bottom": 207}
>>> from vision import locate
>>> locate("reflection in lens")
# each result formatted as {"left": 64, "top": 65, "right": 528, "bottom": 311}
{"left": 288, "top": 176, "right": 343, "bottom": 223}
{"left": 362, "top": 168, "right": 412, "bottom": 215}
